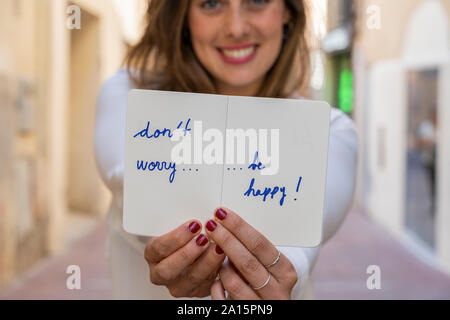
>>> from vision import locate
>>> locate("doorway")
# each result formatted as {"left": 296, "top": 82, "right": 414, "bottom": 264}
{"left": 405, "top": 69, "right": 439, "bottom": 249}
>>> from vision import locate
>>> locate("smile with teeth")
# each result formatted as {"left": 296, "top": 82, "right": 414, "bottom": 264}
{"left": 222, "top": 46, "right": 256, "bottom": 59}
{"left": 218, "top": 45, "right": 258, "bottom": 64}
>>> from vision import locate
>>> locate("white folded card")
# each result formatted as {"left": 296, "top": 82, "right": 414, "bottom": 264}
{"left": 123, "top": 89, "right": 331, "bottom": 247}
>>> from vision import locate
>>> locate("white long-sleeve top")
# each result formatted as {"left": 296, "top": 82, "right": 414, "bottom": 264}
{"left": 94, "top": 68, "right": 359, "bottom": 299}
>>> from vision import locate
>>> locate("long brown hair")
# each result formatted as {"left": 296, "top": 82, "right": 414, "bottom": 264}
{"left": 125, "top": 0, "right": 311, "bottom": 98}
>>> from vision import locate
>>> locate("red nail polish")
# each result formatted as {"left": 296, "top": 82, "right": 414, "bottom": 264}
{"left": 215, "top": 208, "right": 227, "bottom": 220}
{"left": 206, "top": 220, "right": 217, "bottom": 232}
{"left": 215, "top": 245, "right": 224, "bottom": 255}
{"left": 189, "top": 221, "right": 200, "bottom": 234}
{"left": 196, "top": 234, "right": 208, "bottom": 246}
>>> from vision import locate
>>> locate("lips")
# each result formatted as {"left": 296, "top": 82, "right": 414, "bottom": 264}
{"left": 217, "top": 44, "right": 259, "bottom": 65}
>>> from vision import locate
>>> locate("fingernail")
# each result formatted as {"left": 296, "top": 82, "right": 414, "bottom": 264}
{"left": 215, "top": 245, "right": 224, "bottom": 255}
{"left": 206, "top": 220, "right": 217, "bottom": 232}
{"left": 196, "top": 234, "right": 208, "bottom": 246}
{"left": 215, "top": 208, "right": 227, "bottom": 220}
{"left": 189, "top": 221, "right": 200, "bottom": 234}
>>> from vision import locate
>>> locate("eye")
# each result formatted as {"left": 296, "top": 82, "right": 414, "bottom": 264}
{"left": 247, "top": 0, "right": 270, "bottom": 8}
{"left": 200, "top": 0, "right": 221, "bottom": 10}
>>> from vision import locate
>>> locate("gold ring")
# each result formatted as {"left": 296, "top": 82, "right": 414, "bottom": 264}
{"left": 264, "top": 250, "right": 281, "bottom": 268}
{"left": 252, "top": 272, "right": 271, "bottom": 290}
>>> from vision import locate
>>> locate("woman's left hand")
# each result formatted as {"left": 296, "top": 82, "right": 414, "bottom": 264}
{"left": 207, "top": 207, "right": 298, "bottom": 300}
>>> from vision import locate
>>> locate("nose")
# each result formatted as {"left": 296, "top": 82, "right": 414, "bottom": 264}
{"left": 223, "top": 7, "right": 249, "bottom": 39}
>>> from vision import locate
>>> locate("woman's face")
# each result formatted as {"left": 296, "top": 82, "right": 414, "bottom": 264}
{"left": 188, "top": 0, "right": 290, "bottom": 95}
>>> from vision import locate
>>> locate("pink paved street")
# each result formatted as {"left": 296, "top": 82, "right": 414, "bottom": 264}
{"left": 1, "top": 208, "right": 450, "bottom": 300}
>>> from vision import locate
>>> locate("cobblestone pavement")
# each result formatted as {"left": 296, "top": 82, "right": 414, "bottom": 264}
{"left": 1, "top": 209, "right": 450, "bottom": 300}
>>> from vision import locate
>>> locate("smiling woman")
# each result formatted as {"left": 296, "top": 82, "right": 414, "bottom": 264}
{"left": 125, "top": 0, "right": 311, "bottom": 98}
{"left": 189, "top": 0, "right": 290, "bottom": 95}
{"left": 95, "top": 0, "right": 359, "bottom": 300}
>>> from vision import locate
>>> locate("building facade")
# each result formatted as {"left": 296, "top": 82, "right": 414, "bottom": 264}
{"left": 0, "top": 0, "right": 144, "bottom": 288}
{"left": 351, "top": 0, "right": 450, "bottom": 273}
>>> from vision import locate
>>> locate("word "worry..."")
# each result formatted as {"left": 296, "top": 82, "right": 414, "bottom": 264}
{"left": 136, "top": 160, "right": 176, "bottom": 183}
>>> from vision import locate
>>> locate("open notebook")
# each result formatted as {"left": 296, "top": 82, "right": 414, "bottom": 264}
{"left": 123, "top": 89, "right": 331, "bottom": 247}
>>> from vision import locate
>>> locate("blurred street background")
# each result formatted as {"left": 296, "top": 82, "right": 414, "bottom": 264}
{"left": 1, "top": 0, "right": 450, "bottom": 299}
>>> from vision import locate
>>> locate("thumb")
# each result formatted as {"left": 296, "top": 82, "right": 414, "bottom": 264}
{"left": 210, "top": 279, "right": 226, "bottom": 300}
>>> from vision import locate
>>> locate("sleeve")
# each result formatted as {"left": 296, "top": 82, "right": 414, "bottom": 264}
{"left": 278, "top": 109, "right": 359, "bottom": 299}
{"left": 94, "top": 69, "right": 132, "bottom": 211}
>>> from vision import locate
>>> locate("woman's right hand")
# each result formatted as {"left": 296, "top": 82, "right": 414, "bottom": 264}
{"left": 144, "top": 220, "right": 226, "bottom": 298}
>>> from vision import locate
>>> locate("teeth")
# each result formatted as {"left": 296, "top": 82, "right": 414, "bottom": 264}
{"left": 222, "top": 46, "right": 255, "bottom": 59}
